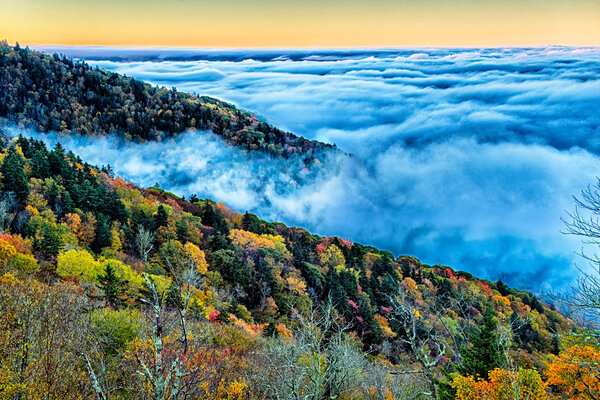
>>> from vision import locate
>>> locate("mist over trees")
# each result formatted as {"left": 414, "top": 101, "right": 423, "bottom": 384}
{"left": 0, "top": 42, "right": 333, "bottom": 161}
{"left": 0, "top": 42, "right": 597, "bottom": 399}
{"left": 0, "top": 131, "right": 584, "bottom": 399}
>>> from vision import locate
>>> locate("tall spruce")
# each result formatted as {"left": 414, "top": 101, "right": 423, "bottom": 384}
{"left": 458, "top": 306, "right": 501, "bottom": 379}
{"left": 97, "top": 262, "right": 126, "bottom": 308}
{"left": 93, "top": 214, "right": 112, "bottom": 253}
{"left": 1, "top": 146, "right": 29, "bottom": 201}
{"left": 154, "top": 204, "right": 169, "bottom": 229}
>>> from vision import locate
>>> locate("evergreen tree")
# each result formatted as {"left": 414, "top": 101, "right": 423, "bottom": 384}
{"left": 242, "top": 211, "right": 263, "bottom": 234}
{"left": 61, "top": 191, "right": 74, "bottom": 214}
{"left": 202, "top": 202, "right": 218, "bottom": 227}
{"left": 496, "top": 280, "right": 510, "bottom": 296}
{"left": 31, "top": 149, "right": 50, "bottom": 179}
{"left": 154, "top": 204, "right": 168, "bottom": 229}
{"left": 1, "top": 146, "right": 29, "bottom": 201}
{"left": 458, "top": 306, "right": 501, "bottom": 379}
{"left": 34, "top": 224, "right": 62, "bottom": 258}
{"left": 16, "top": 135, "right": 31, "bottom": 157}
{"left": 176, "top": 219, "right": 189, "bottom": 243}
{"left": 93, "top": 214, "right": 112, "bottom": 253}
{"left": 48, "top": 143, "right": 67, "bottom": 176}
{"left": 202, "top": 202, "right": 228, "bottom": 234}
{"left": 97, "top": 262, "right": 126, "bottom": 308}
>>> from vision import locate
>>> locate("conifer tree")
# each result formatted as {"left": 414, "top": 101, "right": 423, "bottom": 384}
{"left": 242, "top": 211, "right": 263, "bottom": 234}
{"left": 154, "top": 204, "right": 168, "bottom": 229}
{"left": 1, "top": 146, "right": 29, "bottom": 201}
{"left": 458, "top": 306, "right": 501, "bottom": 379}
{"left": 97, "top": 262, "right": 126, "bottom": 308}
{"left": 31, "top": 149, "right": 50, "bottom": 179}
{"left": 93, "top": 214, "right": 112, "bottom": 253}
{"left": 34, "top": 224, "right": 62, "bottom": 257}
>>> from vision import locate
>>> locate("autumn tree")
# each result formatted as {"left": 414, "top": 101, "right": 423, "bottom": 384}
{"left": 453, "top": 368, "right": 548, "bottom": 400}
{"left": 546, "top": 340, "right": 600, "bottom": 399}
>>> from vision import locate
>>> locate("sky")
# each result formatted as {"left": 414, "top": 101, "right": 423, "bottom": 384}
{"left": 20, "top": 46, "right": 600, "bottom": 291}
{"left": 3, "top": 0, "right": 600, "bottom": 47}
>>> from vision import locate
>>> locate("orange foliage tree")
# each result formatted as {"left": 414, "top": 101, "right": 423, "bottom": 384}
{"left": 453, "top": 368, "right": 548, "bottom": 400}
{"left": 546, "top": 343, "right": 600, "bottom": 400}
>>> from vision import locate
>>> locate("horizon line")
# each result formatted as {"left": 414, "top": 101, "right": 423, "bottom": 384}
{"left": 22, "top": 43, "right": 600, "bottom": 51}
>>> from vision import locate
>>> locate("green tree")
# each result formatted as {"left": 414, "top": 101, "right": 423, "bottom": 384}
{"left": 34, "top": 223, "right": 62, "bottom": 258}
{"left": 30, "top": 149, "right": 50, "bottom": 179}
{"left": 458, "top": 306, "right": 501, "bottom": 379}
{"left": 93, "top": 214, "right": 112, "bottom": 253}
{"left": 242, "top": 211, "right": 263, "bottom": 234}
{"left": 154, "top": 204, "right": 168, "bottom": 229}
{"left": 1, "top": 146, "right": 29, "bottom": 201}
{"left": 97, "top": 262, "right": 126, "bottom": 308}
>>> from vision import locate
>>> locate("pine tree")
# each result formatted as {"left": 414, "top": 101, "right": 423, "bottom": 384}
{"left": 458, "top": 306, "right": 501, "bottom": 379}
{"left": 31, "top": 149, "right": 50, "bottom": 179}
{"left": 34, "top": 224, "right": 62, "bottom": 258}
{"left": 61, "top": 191, "right": 74, "bottom": 214}
{"left": 97, "top": 262, "right": 126, "bottom": 308}
{"left": 202, "top": 202, "right": 229, "bottom": 234}
{"left": 48, "top": 143, "right": 67, "bottom": 176}
{"left": 1, "top": 146, "right": 29, "bottom": 201}
{"left": 93, "top": 214, "right": 112, "bottom": 253}
{"left": 242, "top": 211, "right": 263, "bottom": 234}
{"left": 154, "top": 204, "right": 168, "bottom": 229}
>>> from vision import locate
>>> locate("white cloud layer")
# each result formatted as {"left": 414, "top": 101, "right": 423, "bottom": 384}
{"left": 26, "top": 46, "right": 600, "bottom": 290}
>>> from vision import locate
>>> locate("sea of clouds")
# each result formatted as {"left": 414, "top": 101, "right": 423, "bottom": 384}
{"left": 31, "top": 46, "right": 600, "bottom": 290}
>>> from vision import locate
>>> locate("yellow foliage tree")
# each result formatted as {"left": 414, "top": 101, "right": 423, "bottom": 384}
{"left": 286, "top": 273, "right": 307, "bottom": 295}
{"left": 0, "top": 238, "right": 17, "bottom": 265}
{"left": 229, "top": 229, "right": 275, "bottom": 252}
{"left": 56, "top": 249, "right": 102, "bottom": 283}
{"left": 183, "top": 242, "right": 208, "bottom": 274}
{"left": 319, "top": 244, "right": 346, "bottom": 273}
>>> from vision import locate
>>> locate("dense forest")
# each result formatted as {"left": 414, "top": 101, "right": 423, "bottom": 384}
{"left": 1, "top": 42, "right": 599, "bottom": 399}
{"left": 0, "top": 41, "right": 334, "bottom": 161}
{"left": 0, "top": 132, "right": 595, "bottom": 399}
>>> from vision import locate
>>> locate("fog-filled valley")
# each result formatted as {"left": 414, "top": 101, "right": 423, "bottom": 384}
{"left": 31, "top": 46, "right": 600, "bottom": 290}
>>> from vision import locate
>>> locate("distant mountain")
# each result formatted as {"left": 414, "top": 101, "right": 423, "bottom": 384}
{"left": 0, "top": 41, "right": 335, "bottom": 161}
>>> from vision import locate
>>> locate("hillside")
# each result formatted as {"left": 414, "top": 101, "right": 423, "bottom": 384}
{"left": 0, "top": 132, "right": 587, "bottom": 399}
{"left": 0, "top": 42, "right": 335, "bottom": 161}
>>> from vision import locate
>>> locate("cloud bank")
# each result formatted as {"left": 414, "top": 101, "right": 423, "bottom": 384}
{"left": 27, "top": 46, "right": 600, "bottom": 290}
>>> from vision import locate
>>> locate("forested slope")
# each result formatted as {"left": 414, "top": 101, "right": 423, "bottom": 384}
{"left": 0, "top": 42, "right": 334, "bottom": 161}
{"left": 0, "top": 132, "right": 589, "bottom": 399}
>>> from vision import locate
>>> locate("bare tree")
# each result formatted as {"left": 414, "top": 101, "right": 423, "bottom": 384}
{"left": 358, "top": 360, "right": 429, "bottom": 400}
{"left": 548, "top": 177, "right": 600, "bottom": 393}
{"left": 388, "top": 290, "right": 447, "bottom": 400}
{"left": 251, "top": 300, "right": 366, "bottom": 400}
{"left": 135, "top": 226, "right": 155, "bottom": 266}
{"left": 133, "top": 243, "right": 201, "bottom": 400}
{"left": 0, "top": 192, "right": 17, "bottom": 233}
{"left": 559, "top": 178, "right": 600, "bottom": 326}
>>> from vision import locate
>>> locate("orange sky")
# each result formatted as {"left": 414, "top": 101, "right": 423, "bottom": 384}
{"left": 2, "top": 0, "right": 599, "bottom": 47}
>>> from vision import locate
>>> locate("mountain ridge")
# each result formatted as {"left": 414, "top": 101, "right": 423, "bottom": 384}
{"left": 0, "top": 41, "right": 336, "bottom": 161}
